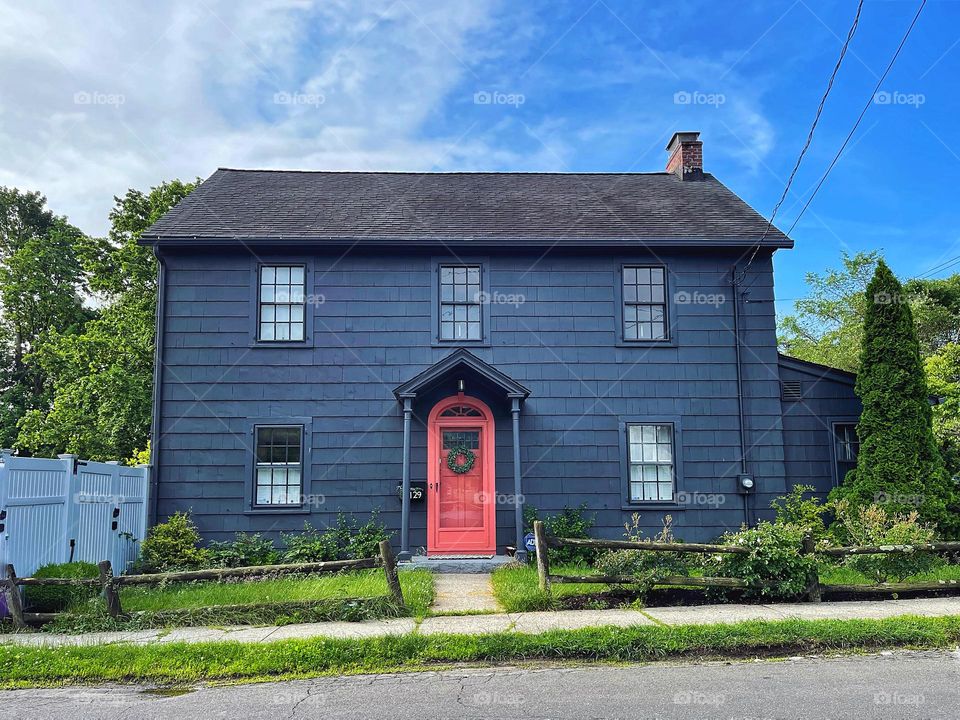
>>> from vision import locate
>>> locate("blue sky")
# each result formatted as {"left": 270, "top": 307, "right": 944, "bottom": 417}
{"left": 2, "top": 0, "right": 959, "bottom": 316}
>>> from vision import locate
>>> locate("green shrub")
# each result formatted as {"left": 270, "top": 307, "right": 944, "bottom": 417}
{"left": 281, "top": 523, "right": 341, "bottom": 563}
{"left": 24, "top": 562, "right": 99, "bottom": 612}
{"left": 596, "top": 515, "right": 689, "bottom": 596}
{"left": 280, "top": 513, "right": 391, "bottom": 563}
{"left": 207, "top": 533, "right": 279, "bottom": 568}
{"left": 139, "top": 512, "right": 209, "bottom": 573}
{"left": 529, "top": 504, "right": 597, "bottom": 565}
{"left": 709, "top": 521, "right": 816, "bottom": 600}
{"left": 771, "top": 485, "right": 830, "bottom": 540}
{"left": 343, "top": 512, "right": 391, "bottom": 559}
{"left": 832, "top": 501, "right": 944, "bottom": 582}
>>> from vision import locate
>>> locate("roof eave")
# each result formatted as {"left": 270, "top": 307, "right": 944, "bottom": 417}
{"left": 138, "top": 234, "right": 794, "bottom": 249}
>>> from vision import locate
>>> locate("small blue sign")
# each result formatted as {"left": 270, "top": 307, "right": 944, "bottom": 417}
{"left": 523, "top": 532, "right": 536, "bottom": 553}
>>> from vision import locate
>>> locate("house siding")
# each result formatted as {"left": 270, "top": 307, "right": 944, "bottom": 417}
{"left": 779, "top": 360, "right": 862, "bottom": 498}
{"left": 156, "top": 246, "right": 801, "bottom": 547}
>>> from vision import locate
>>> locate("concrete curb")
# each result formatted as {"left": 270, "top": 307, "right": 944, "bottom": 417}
{"left": 2, "top": 597, "right": 959, "bottom": 648}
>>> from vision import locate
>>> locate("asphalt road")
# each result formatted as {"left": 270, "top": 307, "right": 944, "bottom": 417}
{"left": 7, "top": 650, "right": 960, "bottom": 719}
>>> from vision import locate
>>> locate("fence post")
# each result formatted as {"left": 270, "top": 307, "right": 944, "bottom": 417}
{"left": 379, "top": 540, "right": 405, "bottom": 607}
{"left": 3, "top": 564, "right": 26, "bottom": 629}
{"left": 534, "top": 520, "right": 551, "bottom": 594}
{"left": 98, "top": 560, "right": 122, "bottom": 617}
{"left": 801, "top": 534, "right": 822, "bottom": 603}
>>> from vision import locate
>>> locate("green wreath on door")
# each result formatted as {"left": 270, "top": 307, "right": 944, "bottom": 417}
{"left": 446, "top": 443, "right": 476, "bottom": 473}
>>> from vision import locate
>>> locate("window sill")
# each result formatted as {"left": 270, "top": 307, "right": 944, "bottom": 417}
{"left": 620, "top": 504, "right": 685, "bottom": 512}
{"left": 244, "top": 507, "right": 312, "bottom": 515}
{"left": 250, "top": 340, "right": 312, "bottom": 349}
{"left": 616, "top": 339, "right": 677, "bottom": 349}
{"left": 431, "top": 339, "right": 491, "bottom": 349}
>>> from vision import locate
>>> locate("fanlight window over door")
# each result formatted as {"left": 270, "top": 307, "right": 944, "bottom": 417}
{"left": 440, "top": 404, "right": 483, "bottom": 417}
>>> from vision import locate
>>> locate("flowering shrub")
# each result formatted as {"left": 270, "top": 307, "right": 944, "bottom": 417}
{"left": 832, "top": 501, "right": 943, "bottom": 582}
{"left": 595, "top": 515, "right": 690, "bottom": 596}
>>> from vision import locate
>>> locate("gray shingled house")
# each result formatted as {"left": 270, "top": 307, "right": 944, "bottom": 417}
{"left": 139, "top": 131, "right": 861, "bottom": 559}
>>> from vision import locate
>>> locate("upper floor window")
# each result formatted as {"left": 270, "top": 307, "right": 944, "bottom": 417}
{"left": 627, "top": 423, "right": 675, "bottom": 502}
{"left": 439, "top": 265, "right": 481, "bottom": 341}
{"left": 623, "top": 266, "right": 667, "bottom": 341}
{"left": 834, "top": 423, "right": 859, "bottom": 484}
{"left": 254, "top": 425, "right": 303, "bottom": 506}
{"left": 259, "top": 265, "right": 305, "bottom": 341}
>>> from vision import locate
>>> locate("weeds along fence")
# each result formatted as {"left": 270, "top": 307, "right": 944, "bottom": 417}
{"left": 532, "top": 520, "right": 960, "bottom": 602}
{"left": 2, "top": 540, "right": 404, "bottom": 628}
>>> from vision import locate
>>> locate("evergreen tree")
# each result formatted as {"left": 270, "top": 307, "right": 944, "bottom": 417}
{"left": 830, "top": 260, "right": 960, "bottom": 536}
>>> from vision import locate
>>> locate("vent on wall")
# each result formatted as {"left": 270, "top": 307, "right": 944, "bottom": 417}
{"left": 781, "top": 380, "right": 803, "bottom": 401}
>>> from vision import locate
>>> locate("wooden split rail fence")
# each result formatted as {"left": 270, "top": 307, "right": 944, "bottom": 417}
{"left": 532, "top": 520, "right": 960, "bottom": 602}
{"left": 2, "top": 539, "right": 404, "bottom": 628}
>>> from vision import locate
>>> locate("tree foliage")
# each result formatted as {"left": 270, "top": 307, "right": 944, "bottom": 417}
{"left": 778, "top": 251, "right": 879, "bottom": 373}
{"left": 829, "top": 260, "right": 959, "bottom": 537}
{"left": 925, "top": 343, "right": 960, "bottom": 476}
{"left": 13, "top": 179, "right": 196, "bottom": 460}
{"left": 0, "top": 188, "right": 90, "bottom": 447}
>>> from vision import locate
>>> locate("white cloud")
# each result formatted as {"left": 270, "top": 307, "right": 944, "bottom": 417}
{"left": 0, "top": 0, "right": 509, "bottom": 235}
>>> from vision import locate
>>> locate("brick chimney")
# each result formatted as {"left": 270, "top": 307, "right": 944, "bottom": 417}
{"left": 665, "top": 131, "right": 703, "bottom": 181}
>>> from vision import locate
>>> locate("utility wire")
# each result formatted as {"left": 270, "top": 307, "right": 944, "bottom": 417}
{"left": 786, "top": 0, "right": 927, "bottom": 235}
{"left": 738, "top": 0, "right": 865, "bottom": 282}
{"left": 912, "top": 254, "right": 960, "bottom": 281}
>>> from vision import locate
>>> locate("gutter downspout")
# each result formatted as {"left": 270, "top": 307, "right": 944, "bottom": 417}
{"left": 148, "top": 248, "right": 167, "bottom": 528}
{"left": 732, "top": 266, "right": 751, "bottom": 527}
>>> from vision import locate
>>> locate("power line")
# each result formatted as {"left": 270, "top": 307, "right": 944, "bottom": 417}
{"left": 912, "top": 254, "right": 960, "bottom": 281}
{"left": 786, "top": 0, "right": 927, "bottom": 235}
{"left": 738, "top": 0, "right": 865, "bottom": 281}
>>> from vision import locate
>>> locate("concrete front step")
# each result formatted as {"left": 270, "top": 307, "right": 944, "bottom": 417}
{"left": 402, "top": 554, "right": 517, "bottom": 573}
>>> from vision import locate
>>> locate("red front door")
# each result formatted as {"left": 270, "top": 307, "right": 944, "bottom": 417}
{"left": 427, "top": 395, "right": 496, "bottom": 555}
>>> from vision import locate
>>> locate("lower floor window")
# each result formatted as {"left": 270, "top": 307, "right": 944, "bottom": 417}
{"left": 628, "top": 423, "right": 675, "bottom": 502}
{"left": 254, "top": 425, "right": 303, "bottom": 506}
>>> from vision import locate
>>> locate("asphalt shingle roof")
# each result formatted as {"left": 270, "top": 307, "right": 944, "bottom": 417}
{"left": 141, "top": 169, "right": 791, "bottom": 247}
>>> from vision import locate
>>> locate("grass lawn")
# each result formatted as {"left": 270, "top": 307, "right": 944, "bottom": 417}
{"left": 819, "top": 562, "right": 960, "bottom": 586}
{"left": 492, "top": 563, "right": 615, "bottom": 612}
{"left": 31, "top": 569, "right": 434, "bottom": 634}
{"left": 3, "top": 614, "right": 960, "bottom": 687}
{"left": 121, "top": 569, "right": 434, "bottom": 617}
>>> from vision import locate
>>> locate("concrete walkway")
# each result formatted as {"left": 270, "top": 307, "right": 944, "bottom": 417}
{"left": 429, "top": 573, "right": 500, "bottom": 613}
{"left": 2, "top": 596, "right": 960, "bottom": 648}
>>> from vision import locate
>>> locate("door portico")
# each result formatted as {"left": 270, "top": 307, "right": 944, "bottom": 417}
{"left": 393, "top": 349, "right": 530, "bottom": 561}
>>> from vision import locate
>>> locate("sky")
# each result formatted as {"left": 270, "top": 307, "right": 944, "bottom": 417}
{"left": 1, "top": 0, "right": 959, "bottom": 315}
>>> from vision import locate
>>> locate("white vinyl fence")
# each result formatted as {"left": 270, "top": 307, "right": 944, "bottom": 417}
{"left": 0, "top": 452, "right": 149, "bottom": 579}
